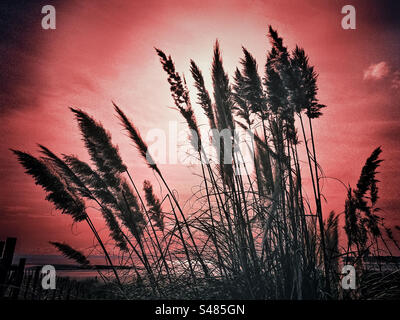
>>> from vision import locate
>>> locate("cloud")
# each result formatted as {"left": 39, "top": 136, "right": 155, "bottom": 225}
{"left": 363, "top": 61, "right": 390, "bottom": 80}
{"left": 392, "top": 71, "right": 400, "bottom": 89}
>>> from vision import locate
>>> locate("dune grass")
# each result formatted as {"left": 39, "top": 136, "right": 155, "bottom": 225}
{"left": 12, "top": 26, "right": 400, "bottom": 300}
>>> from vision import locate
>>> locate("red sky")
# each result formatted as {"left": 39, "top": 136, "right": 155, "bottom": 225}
{"left": 1, "top": 0, "right": 399, "bottom": 255}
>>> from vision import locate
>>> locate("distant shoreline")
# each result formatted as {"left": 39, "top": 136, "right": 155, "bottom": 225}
{"left": 25, "top": 264, "right": 133, "bottom": 271}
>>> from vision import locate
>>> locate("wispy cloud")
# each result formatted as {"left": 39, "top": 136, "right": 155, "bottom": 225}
{"left": 363, "top": 61, "right": 390, "bottom": 80}
{"left": 392, "top": 71, "right": 400, "bottom": 90}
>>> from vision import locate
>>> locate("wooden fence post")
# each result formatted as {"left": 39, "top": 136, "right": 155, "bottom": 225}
{"left": 66, "top": 280, "right": 73, "bottom": 300}
{"left": 23, "top": 270, "right": 33, "bottom": 299}
{"left": 31, "top": 266, "right": 40, "bottom": 300}
{"left": 10, "top": 258, "right": 26, "bottom": 299}
{"left": 0, "top": 237, "right": 17, "bottom": 298}
{"left": 0, "top": 241, "right": 5, "bottom": 257}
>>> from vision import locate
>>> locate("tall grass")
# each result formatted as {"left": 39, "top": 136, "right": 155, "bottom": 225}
{"left": 12, "top": 26, "right": 399, "bottom": 299}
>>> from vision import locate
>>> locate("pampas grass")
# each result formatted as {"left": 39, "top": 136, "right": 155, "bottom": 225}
{"left": 143, "top": 180, "right": 164, "bottom": 232}
{"left": 50, "top": 242, "right": 91, "bottom": 267}
{"left": 11, "top": 26, "right": 400, "bottom": 300}
{"left": 11, "top": 149, "right": 86, "bottom": 222}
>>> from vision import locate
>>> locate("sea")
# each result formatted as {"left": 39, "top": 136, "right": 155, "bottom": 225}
{"left": 12, "top": 254, "right": 128, "bottom": 280}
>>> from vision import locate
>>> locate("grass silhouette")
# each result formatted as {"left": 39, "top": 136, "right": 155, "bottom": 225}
{"left": 12, "top": 26, "right": 400, "bottom": 300}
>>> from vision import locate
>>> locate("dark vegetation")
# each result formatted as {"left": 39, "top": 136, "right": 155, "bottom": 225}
{"left": 11, "top": 26, "right": 400, "bottom": 299}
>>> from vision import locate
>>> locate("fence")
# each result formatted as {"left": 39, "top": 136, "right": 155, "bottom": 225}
{"left": 0, "top": 237, "right": 93, "bottom": 300}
